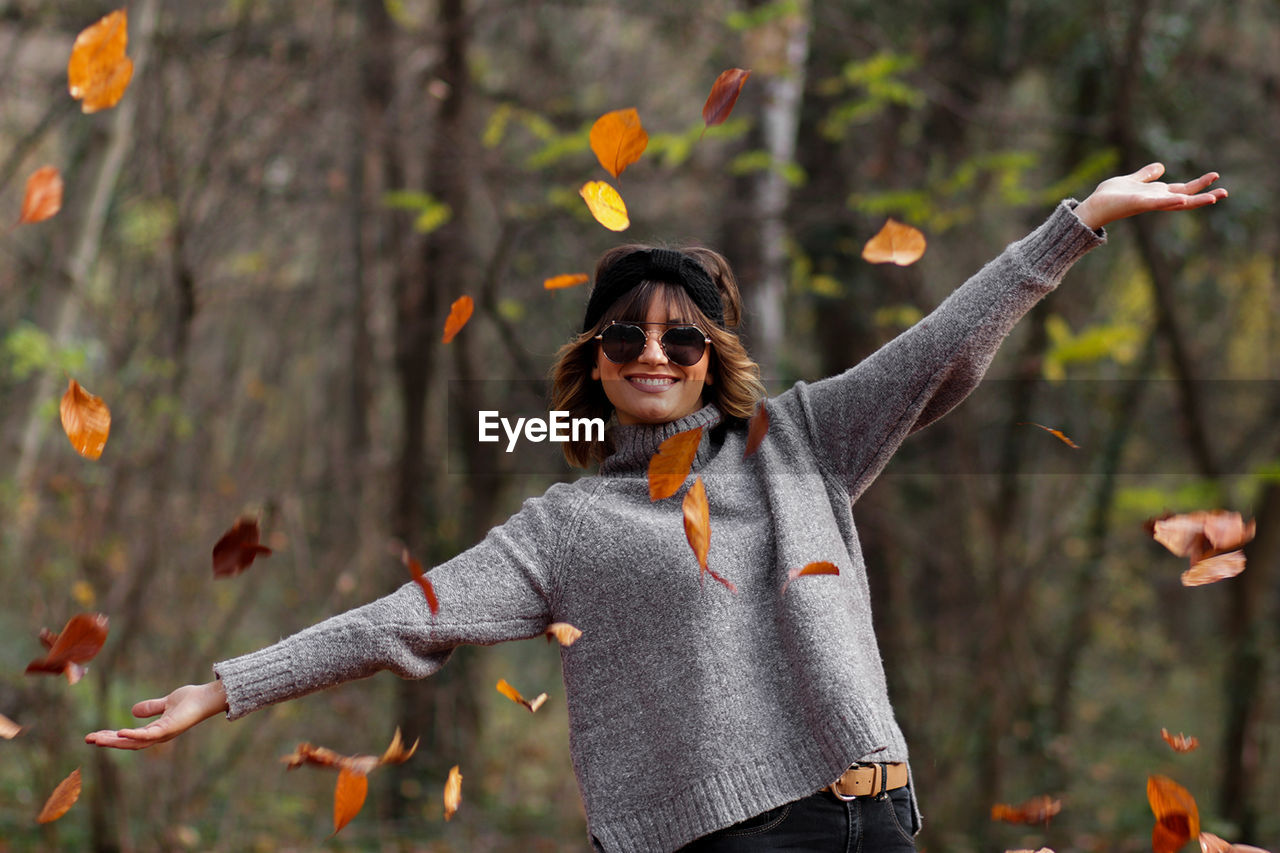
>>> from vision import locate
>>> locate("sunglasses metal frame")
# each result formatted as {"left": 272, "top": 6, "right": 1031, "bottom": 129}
{"left": 593, "top": 321, "right": 711, "bottom": 366}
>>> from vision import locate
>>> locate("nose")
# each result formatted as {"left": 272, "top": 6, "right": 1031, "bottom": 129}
{"left": 637, "top": 330, "right": 668, "bottom": 364}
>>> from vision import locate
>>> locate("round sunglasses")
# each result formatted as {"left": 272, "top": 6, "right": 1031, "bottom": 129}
{"left": 594, "top": 321, "right": 710, "bottom": 366}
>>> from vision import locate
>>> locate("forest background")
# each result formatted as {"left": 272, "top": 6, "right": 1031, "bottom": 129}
{"left": 1, "top": 0, "right": 1277, "bottom": 851}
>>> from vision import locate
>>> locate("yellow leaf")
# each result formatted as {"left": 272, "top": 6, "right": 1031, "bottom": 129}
{"left": 67, "top": 10, "right": 134, "bottom": 114}
{"left": 59, "top": 378, "right": 111, "bottom": 460}
{"left": 862, "top": 218, "right": 927, "bottom": 266}
{"left": 589, "top": 108, "right": 648, "bottom": 178}
{"left": 579, "top": 181, "right": 630, "bottom": 231}
{"left": 443, "top": 765, "right": 463, "bottom": 820}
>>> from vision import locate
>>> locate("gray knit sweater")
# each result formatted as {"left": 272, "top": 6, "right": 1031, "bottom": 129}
{"left": 214, "top": 202, "right": 1104, "bottom": 852}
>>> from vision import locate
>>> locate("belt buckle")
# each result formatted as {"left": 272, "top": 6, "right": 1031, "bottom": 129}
{"left": 829, "top": 762, "right": 890, "bottom": 801}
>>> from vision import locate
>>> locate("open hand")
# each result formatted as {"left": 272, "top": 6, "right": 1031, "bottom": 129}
{"left": 85, "top": 680, "right": 228, "bottom": 750}
{"left": 1073, "top": 163, "right": 1227, "bottom": 230}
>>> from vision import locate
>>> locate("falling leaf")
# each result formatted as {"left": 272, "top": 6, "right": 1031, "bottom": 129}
{"left": 211, "top": 517, "right": 272, "bottom": 579}
{"left": 702, "top": 68, "right": 752, "bottom": 129}
{"left": 282, "top": 728, "right": 419, "bottom": 777}
{"left": 579, "top": 181, "right": 630, "bottom": 232}
{"left": 1006, "top": 849, "right": 1056, "bottom": 853}
{"left": 1146, "top": 510, "right": 1255, "bottom": 587}
{"left": 442, "top": 295, "right": 474, "bottom": 343}
{"left": 67, "top": 9, "right": 133, "bottom": 114}
{"left": 683, "top": 475, "right": 732, "bottom": 591}
{"left": 543, "top": 273, "right": 589, "bottom": 290}
{"left": 332, "top": 768, "right": 368, "bottom": 835}
{"left": 443, "top": 765, "right": 463, "bottom": 821}
{"left": 402, "top": 549, "right": 439, "bottom": 616}
{"left": 648, "top": 427, "right": 703, "bottom": 500}
{"left": 26, "top": 612, "right": 109, "bottom": 683}
{"left": 1148, "top": 775, "right": 1200, "bottom": 853}
{"left": 59, "top": 378, "right": 111, "bottom": 460}
{"left": 743, "top": 402, "right": 769, "bottom": 459}
{"left": 781, "top": 561, "right": 840, "bottom": 595}
{"left": 496, "top": 678, "right": 547, "bottom": 713}
{"left": 37, "top": 767, "right": 81, "bottom": 824}
{"left": 19, "top": 166, "right": 62, "bottom": 225}
{"left": 1200, "top": 832, "right": 1272, "bottom": 853}
{"left": 545, "top": 622, "right": 583, "bottom": 647}
{"left": 990, "top": 795, "right": 1062, "bottom": 824}
{"left": 1161, "top": 727, "right": 1200, "bottom": 753}
{"left": 378, "top": 727, "right": 419, "bottom": 766}
{"left": 861, "top": 218, "right": 927, "bottom": 266}
{"left": 589, "top": 108, "right": 649, "bottom": 179}
{"left": 1017, "top": 421, "right": 1080, "bottom": 449}
{"left": 0, "top": 713, "right": 24, "bottom": 739}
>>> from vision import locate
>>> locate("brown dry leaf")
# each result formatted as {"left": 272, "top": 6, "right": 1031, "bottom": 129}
{"left": 702, "top": 68, "right": 752, "bottom": 129}
{"left": 543, "top": 273, "right": 589, "bottom": 290}
{"left": 37, "top": 767, "right": 81, "bottom": 824}
{"left": 26, "top": 612, "right": 109, "bottom": 682}
{"left": 443, "top": 765, "right": 463, "bottom": 821}
{"left": 496, "top": 678, "right": 547, "bottom": 713}
{"left": 579, "top": 181, "right": 630, "bottom": 231}
{"left": 1183, "top": 550, "right": 1246, "bottom": 587}
{"left": 589, "top": 108, "right": 648, "bottom": 179}
{"left": 67, "top": 9, "right": 133, "bottom": 113}
{"left": 781, "top": 561, "right": 840, "bottom": 595}
{"left": 0, "top": 713, "right": 24, "bottom": 739}
{"left": 1017, "top": 421, "right": 1080, "bottom": 449}
{"left": 1148, "top": 774, "right": 1200, "bottom": 853}
{"left": 60, "top": 378, "right": 111, "bottom": 460}
{"left": 648, "top": 427, "right": 703, "bottom": 500}
{"left": 1161, "top": 727, "right": 1200, "bottom": 753}
{"left": 683, "top": 475, "right": 710, "bottom": 578}
{"left": 212, "top": 517, "right": 272, "bottom": 579}
{"left": 1200, "top": 831, "right": 1273, "bottom": 853}
{"left": 861, "top": 218, "right": 927, "bottom": 266}
{"left": 1006, "top": 849, "right": 1056, "bottom": 853}
{"left": 990, "top": 795, "right": 1062, "bottom": 824}
{"left": 332, "top": 768, "right": 368, "bottom": 835}
{"left": 743, "top": 402, "right": 769, "bottom": 459}
{"left": 402, "top": 549, "right": 439, "bottom": 616}
{"left": 545, "top": 622, "right": 583, "bottom": 647}
{"left": 379, "top": 727, "right": 419, "bottom": 765}
{"left": 19, "top": 166, "right": 63, "bottom": 225}
{"left": 1146, "top": 510, "right": 1255, "bottom": 587}
{"left": 442, "top": 295, "right": 474, "bottom": 344}
{"left": 282, "top": 729, "right": 418, "bottom": 777}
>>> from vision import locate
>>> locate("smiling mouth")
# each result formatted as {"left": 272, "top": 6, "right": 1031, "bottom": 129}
{"left": 626, "top": 376, "right": 676, "bottom": 390}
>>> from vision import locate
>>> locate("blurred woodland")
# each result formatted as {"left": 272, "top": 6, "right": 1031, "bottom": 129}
{"left": 2, "top": 0, "right": 1279, "bottom": 850}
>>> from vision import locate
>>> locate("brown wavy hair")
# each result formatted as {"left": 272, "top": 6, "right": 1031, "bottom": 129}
{"left": 550, "top": 244, "right": 765, "bottom": 468}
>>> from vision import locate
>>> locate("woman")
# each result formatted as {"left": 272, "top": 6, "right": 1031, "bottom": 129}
{"left": 88, "top": 163, "right": 1225, "bottom": 852}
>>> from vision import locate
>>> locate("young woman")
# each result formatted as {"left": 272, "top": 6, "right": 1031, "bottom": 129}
{"left": 88, "top": 163, "right": 1225, "bottom": 852}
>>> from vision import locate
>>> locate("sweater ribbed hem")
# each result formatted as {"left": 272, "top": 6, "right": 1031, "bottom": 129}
{"left": 214, "top": 646, "right": 297, "bottom": 721}
{"left": 1014, "top": 200, "right": 1106, "bottom": 283}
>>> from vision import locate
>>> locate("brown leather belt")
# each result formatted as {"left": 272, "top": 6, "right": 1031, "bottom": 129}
{"left": 828, "top": 762, "right": 908, "bottom": 800}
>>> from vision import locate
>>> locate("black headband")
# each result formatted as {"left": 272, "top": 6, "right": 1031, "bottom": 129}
{"left": 581, "top": 248, "right": 725, "bottom": 333}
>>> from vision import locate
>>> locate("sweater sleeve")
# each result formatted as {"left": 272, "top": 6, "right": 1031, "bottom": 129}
{"left": 773, "top": 201, "right": 1104, "bottom": 501}
{"left": 212, "top": 484, "right": 580, "bottom": 720}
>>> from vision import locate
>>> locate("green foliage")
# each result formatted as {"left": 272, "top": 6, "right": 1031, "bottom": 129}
{"left": 2, "top": 322, "right": 88, "bottom": 380}
{"left": 118, "top": 197, "right": 177, "bottom": 255}
{"left": 725, "top": 0, "right": 801, "bottom": 32}
{"left": 1042, "top": 314, "right": 1143, "bottom": 380}
{"left": 818, "top": 52, "right": 925, "bottom": 140}
{"left": 381, "top": 189, "right": 453, "bottom": 234}
{"left": 727, "top": 150, "right": 806, "bottom": 186}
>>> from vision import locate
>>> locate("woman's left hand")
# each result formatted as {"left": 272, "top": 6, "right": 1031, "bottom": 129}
{"left": 1073, "top": 162, "right": 1227, "bottom": 231}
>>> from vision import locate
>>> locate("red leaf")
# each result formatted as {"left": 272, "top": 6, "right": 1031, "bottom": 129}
{"left": 59, "top": 378, "right": 111, "bottom": 460}
{"left": 19, "top": 166, "right": 63, "bottom": 225}
{"left": 442, "top": 295, "right": 474, "bottom": 343}
{"left": 648, "top": 427, "right": 702, "bottom": 500}
{"left": 990, "top": 794, "right": 1061, "bottom": 824}
{"left": 211, "top": 517, "right": 272, "bottom": 578}
{"left": 702, "top": 68, "right": 751, "bottom": 128}
{"left": 743, "top": 402, "right": 769, "bottom": 459}
{"left": 1148, "top": 775, "right": 1200, "bottom": 853}
{"left": 402, "top": 549, "right": 439, "bottom": 616}
{"left": 781, "top": 561, "right": 840, "bottom": 595}
{"left": 1161, "top": 727, "right": 1200, "bottom": 753}
{"left": 26, "top": 613, "right": 109, "bottom": 681}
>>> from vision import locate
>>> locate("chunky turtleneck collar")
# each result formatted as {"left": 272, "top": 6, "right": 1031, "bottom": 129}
{"left": 600, "top": 403, "right": 724, "bottom": 476}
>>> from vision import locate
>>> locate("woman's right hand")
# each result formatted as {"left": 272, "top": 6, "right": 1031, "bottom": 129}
{"left": 84, "top": 680, "right": 229, "bottom": 750}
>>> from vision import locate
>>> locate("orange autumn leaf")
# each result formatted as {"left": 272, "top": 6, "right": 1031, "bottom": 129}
{"left": 60, "top": 378, "right": 111, "bottom": 460}
{"left": 402, "top": 549, "right": 439, "bottom": 616}
{"left": 990, "top": 794, "right": 1062, "bottom": 824}
{"left": 862, "top": 218, "right": 927, "bottom": 266}
{"left": 579, "top": 180, "right": 630, "bottom": 231}
{"left": 19, "top": 166, "right": 62, "bottom": 225}
{"left": 333, "top": 768, "right": 368, "bottom": 835}
{"left": 1146, "top": 510, "right": 1255, "bottom": 587}
{"left": 211, "top": 517, "right": 272, "bottom": 578}
{"left": 648, "top": 427, "right": 703, "bottom": 500}
{"left": 26, "top": 612, "right": 108, "bottom": 683}
{"left": 543, "top": 272, "right": 590, "bottom": 290}
{"left": 1200, "top": 832, "right": 1273, "bottom": 853}
{"left": 1017, "top": 421, "right": 1080, "bottom": 449}
{"left": 282, "top": 727, "right": 419, "bottom": 776}
{"left": 442, "top": 295, "right": 474, "bottom": 343}
{"left": 702, "top": 68, "right": 752, "bottom": 129}
{"left": 67, "top": 9, "right": 133, "bottom": 114}
{"left": 781, "top": 561, "right": 840, "bottom": 595}
{"left": 496, "top": 678, "right": 547, "bottom": 713}
{"left": 1161, "top": 727, "right": 1200, "bottom": 753}
{"left": 743, "top": 402, "right": 769, "bottom": 459}
{"left": 0, "top": 712, "right": 25, "bottom": 739}
{"left": 682, "top": 475, "right": 733, "bottom": 591}
{"left": 589, "top": 108, "right": 649, "bottom": 179}
{"left": 1149, "top": 774, "right": 1200, "bottom": 853}
{"left": 37, "top": 767, "right": 81, "bottom": 824}
{"left": 546, "top": 622, "right": 583, "bottom": 647}
{"left": 443, "top": 765, "right": 463, "bottom": 821}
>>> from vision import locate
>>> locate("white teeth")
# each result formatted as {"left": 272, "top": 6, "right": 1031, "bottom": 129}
{"left": 630, "top": 377, "right": 674, "bottom": 387}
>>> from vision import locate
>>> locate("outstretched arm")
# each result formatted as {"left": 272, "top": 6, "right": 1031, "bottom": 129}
{"left": 85, "top": 679, "right": 228, "bottom": 750}
{"left": 1073, "top": 162, "right": 1227, "bottom": 230}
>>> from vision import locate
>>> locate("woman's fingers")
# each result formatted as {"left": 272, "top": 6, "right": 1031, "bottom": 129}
{"left": 130, "top": 697, "right": 167, "bottom": 719}
{"left": 1133, "top": 162, "right": 1166, "bottom": 182}
{"left": 1168, "top": 171, "right": 1222, "bottom": 195}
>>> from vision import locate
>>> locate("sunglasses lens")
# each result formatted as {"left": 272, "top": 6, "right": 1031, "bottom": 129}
{"left": 661, "top": 327, "right": 707, "bottom": 366}
{"left": 600, "top": 324, "right": 645, "bottom": 363}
